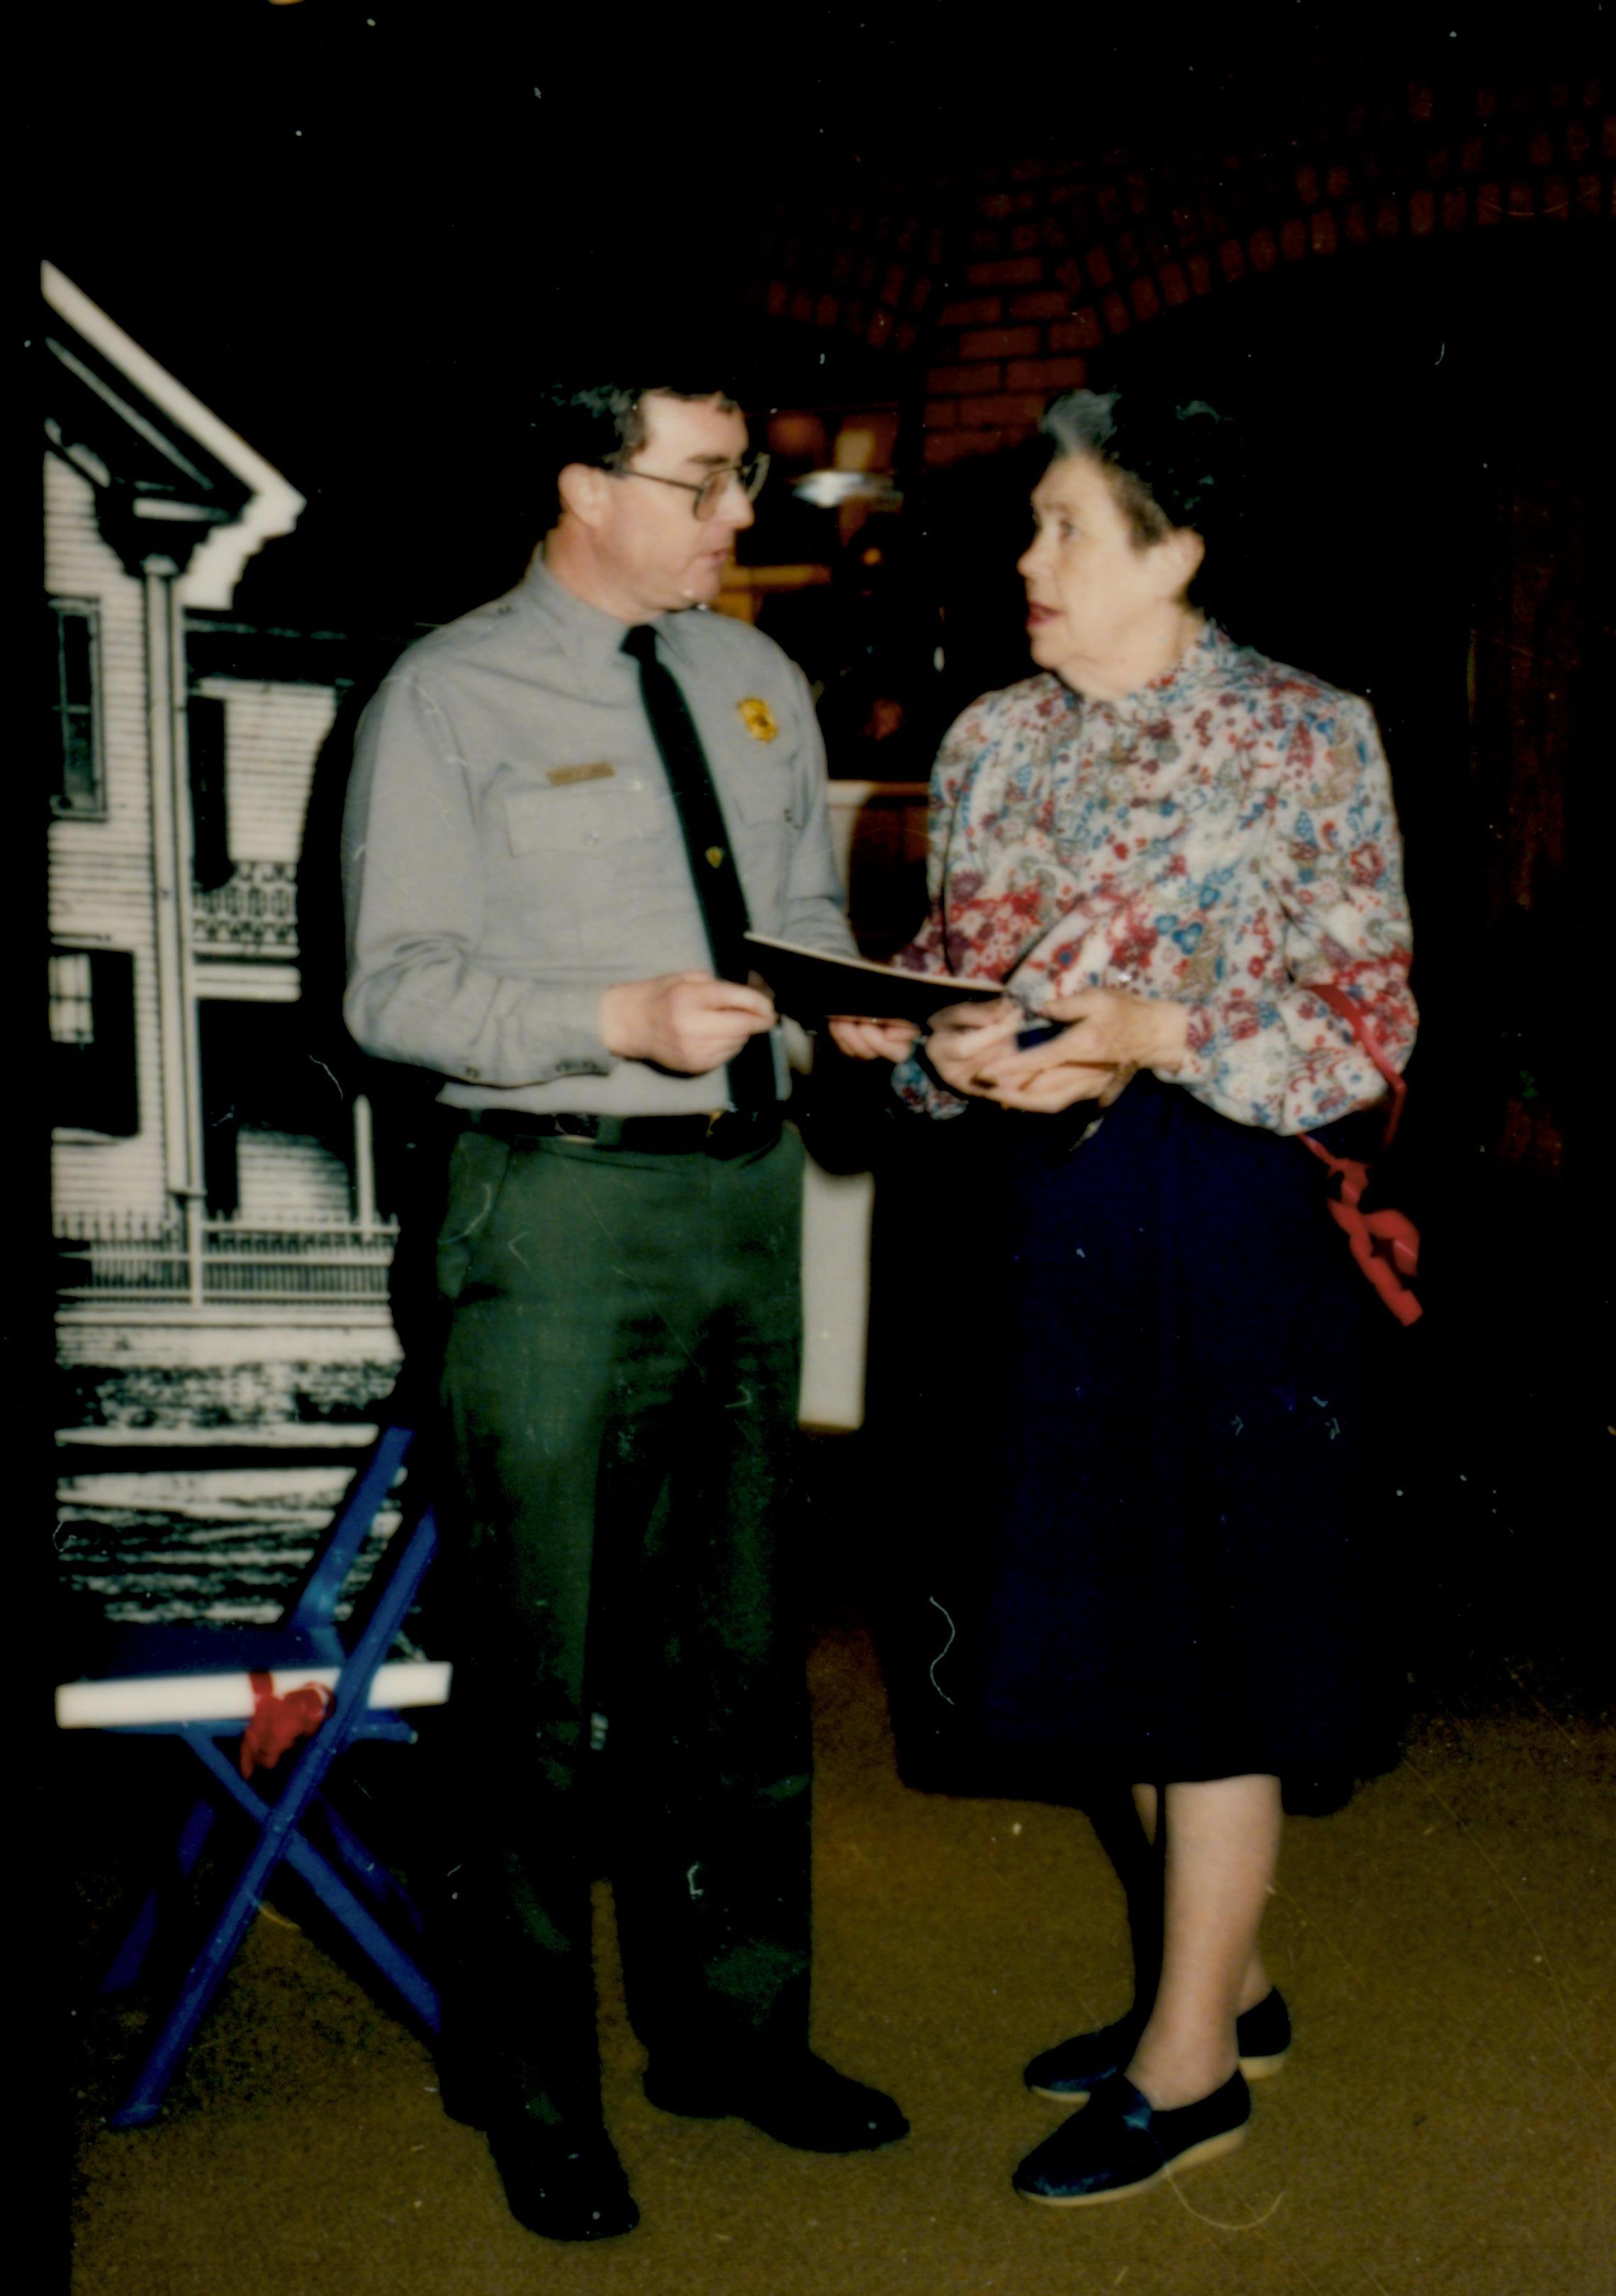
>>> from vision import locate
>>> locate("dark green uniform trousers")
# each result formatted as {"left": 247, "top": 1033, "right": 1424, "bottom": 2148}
{"left": 432, "top": 1121, "right": 813, "bottom": 2127}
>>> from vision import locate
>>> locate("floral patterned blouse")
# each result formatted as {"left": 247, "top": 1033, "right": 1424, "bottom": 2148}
{"left": 894, "top": 623, "right": 1416, "bottom": 1135}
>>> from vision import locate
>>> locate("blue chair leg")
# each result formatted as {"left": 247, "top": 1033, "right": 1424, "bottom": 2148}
{"left": 106, "top": 1729, "right": 438, "bottom": 2127}
{"left": 101, "top": 1794, "right": 218, "bottom": 1995}
{"left": 106, "top": 1715, "right": 355, "bottom": 2128}
{"left": 313, "top": 1793, "right": 427, "bottom": 1939}
{"left": 104, "top": 1504, "right": 442, "bottom": 2127}
{"left": 280, "top": 1826, "right": 439, "bottom": 2034}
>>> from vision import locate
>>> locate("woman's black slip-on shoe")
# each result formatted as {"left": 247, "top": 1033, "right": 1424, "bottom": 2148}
{"left": 1014, "top": 2069, "right": 1251, "bottom": 2206}
{"left": 1025, "top": 1988, "right": 1291, "bottom": 2103}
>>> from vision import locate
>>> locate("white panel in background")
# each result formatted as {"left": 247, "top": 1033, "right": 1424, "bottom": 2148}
{"left": 799, "top": 1160, "right": 874, "bottom": 1433}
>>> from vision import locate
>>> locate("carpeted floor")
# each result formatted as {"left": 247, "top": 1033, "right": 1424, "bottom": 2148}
{"left": 61, "top": 1618, "right": 1613, "bottom": 2296}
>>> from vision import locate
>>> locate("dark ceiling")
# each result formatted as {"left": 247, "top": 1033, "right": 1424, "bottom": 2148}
{"left": 37, "top": 0, "right": 1612, "bottom": 626}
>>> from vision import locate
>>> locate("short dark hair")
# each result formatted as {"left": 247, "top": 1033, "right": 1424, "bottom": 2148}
{"left": 534, "top": 381, "right": 739, "bottom": 525}
{"left": 1035, "top": 387, "right": 1245, "bottom": 617}
{"left": 1038, "top": 387, "right": 1240, "bottom": 546}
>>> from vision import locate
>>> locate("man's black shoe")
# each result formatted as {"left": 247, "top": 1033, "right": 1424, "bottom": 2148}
{"left": 485, "top": 2117, "right": 640, "bottom": 2242}
{"left": 644, "top": 2047, "right": 909, "bottom": 2153}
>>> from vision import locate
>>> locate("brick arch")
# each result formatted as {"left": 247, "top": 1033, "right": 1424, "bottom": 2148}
{"left": 748, "top": 64, "right": 1612, "bottom": 465}
{"left": 757, "top": 198, "right": 944, "bottom": 357}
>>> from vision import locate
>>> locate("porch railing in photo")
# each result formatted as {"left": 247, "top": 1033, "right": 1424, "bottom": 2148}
{"left": 55, "top": 1211, "right": 400, "bottom": 1307}
{"left": 190, "top": 860, "right": 301, "bottom": 957}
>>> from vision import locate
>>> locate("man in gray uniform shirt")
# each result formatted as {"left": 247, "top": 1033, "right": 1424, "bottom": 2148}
{"left": 342, "top": 380, "right": 909, "bottom": 2243}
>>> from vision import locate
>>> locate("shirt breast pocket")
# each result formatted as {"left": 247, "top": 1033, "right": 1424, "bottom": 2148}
{"left": 503, "top": 782, "right": 617, "bottom": 859}
{"left": 723, "top": 770, "right": 797, "bottom": 925}
{"left": 493, "top": 776, "right": 678, "bottom": 963}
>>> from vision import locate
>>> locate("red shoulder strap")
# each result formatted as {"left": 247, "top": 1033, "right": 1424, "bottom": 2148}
{"left": 1300, "top": 986, "right": 1421, "bottom": 1326}
{"left": 1310, "top": 984, "right": 1407, "bottom": 1147}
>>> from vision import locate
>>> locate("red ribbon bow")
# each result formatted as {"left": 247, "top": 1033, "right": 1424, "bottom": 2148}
{"left": 1306, "top": 1147, "right": 1423, "bottom": 1326}
{"left": 240, "top": 1673, "right": 335, "bottom": 1779}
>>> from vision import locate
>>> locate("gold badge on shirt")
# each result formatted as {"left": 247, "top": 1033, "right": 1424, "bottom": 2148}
{"left": 737, "top": 697, "right": 778, "bottom": 743}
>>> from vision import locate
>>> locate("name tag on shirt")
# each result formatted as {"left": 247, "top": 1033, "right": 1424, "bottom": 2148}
{"left": 547, "top": 762, "right": 616, "bottom": 787}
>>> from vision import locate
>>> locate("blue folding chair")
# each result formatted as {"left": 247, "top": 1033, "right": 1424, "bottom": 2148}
{"left": 60, "top": 1421, "right": 446, "bottom": 2127}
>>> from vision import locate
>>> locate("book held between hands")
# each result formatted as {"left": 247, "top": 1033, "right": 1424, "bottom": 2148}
{"left": 743, "top": 932, "right": 1005, "bottom": 1026}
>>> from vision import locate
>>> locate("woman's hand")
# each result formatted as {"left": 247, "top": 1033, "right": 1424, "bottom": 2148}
{"left": 958, "top": 988, "right": 1190, "bottom": 1113}
{"left": 1043, "top": 985, "right": 1189, "bottom": 1071}
{"left": 920, "top": 997, "right": 1028, "bottom": 1097}
{"left": 826, "top": 1015, "right": 921, "bottom": 1062}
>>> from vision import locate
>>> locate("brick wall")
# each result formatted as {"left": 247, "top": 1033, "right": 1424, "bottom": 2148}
{"left": 749, "top": 67, "right": 1612, "bottom": 465}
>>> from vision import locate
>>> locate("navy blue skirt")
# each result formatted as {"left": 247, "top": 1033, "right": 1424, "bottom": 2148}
{"left": 890, "top": 1074, "right": 1401, "bottom": 1811}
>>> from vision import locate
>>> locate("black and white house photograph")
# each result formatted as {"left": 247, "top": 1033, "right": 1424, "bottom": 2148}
{"left": 40, "top": 6, "right": 1612, "bottom": 2292}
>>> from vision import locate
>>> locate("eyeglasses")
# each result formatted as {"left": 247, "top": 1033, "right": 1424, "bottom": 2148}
{"left": 615, "top": 454, "right": 770, "bottom": 521}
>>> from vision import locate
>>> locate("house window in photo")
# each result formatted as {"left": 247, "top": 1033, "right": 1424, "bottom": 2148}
{"left": 199, "top": 999, "right": 351, "bottom": 1222}
{"left": 50, "top": 600, "right": 105, "bottom": 818}
{"left": 188, "top": 691, "right": 233, "bottom": 891}
{"left": 50, "top": 946, "right": 138, "bottom": 1135}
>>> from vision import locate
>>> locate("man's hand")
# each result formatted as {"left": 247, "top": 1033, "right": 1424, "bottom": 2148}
{"left": 601, "top": 972, "right": 777, "bottom": 1074}
{"left": 826, "top": 1016, "right": 921, "bottom": 1062}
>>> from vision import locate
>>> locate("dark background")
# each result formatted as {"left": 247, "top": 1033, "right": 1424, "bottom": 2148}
{"left": 35, "top": 1, "right": 1614, "bottom": 1718}
{"left": 40, "top": 1, "right": 1610, "bottom": 624}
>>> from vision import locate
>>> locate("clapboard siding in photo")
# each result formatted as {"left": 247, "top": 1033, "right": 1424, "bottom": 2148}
{"left": 48, "top": 452, "right": 171, "bottom": 1221}
{"left": 45, "top": 266, "right": 386, "bottom": 1355}
{"left": 198, "top": 677, "right": 340, "bottom": 865}
{"left": 235, "top": 1132, "right": 354, "bottom": 1226}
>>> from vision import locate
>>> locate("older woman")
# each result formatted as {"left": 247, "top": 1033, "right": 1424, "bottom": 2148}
{"left": 832, "top": 388, "right": 1416, "bottom": 2206}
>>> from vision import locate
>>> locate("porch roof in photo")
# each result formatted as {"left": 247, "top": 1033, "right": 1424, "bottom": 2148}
{"left": 42, "top": 264, "right": 305, "bottom": 609}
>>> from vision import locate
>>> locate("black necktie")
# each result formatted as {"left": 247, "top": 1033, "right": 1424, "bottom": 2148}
{"left": 621, "top": 622, "right": 777, "bottom": 1115}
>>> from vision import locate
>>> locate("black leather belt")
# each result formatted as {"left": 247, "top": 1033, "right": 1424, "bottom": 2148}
{"left": 466, "top": 1108, "right": 782, "bottom": 1159}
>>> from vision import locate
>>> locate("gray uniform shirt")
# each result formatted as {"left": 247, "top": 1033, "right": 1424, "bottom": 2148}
{"left": 342, "top": 559, "right": 855, "bottom": 1115}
